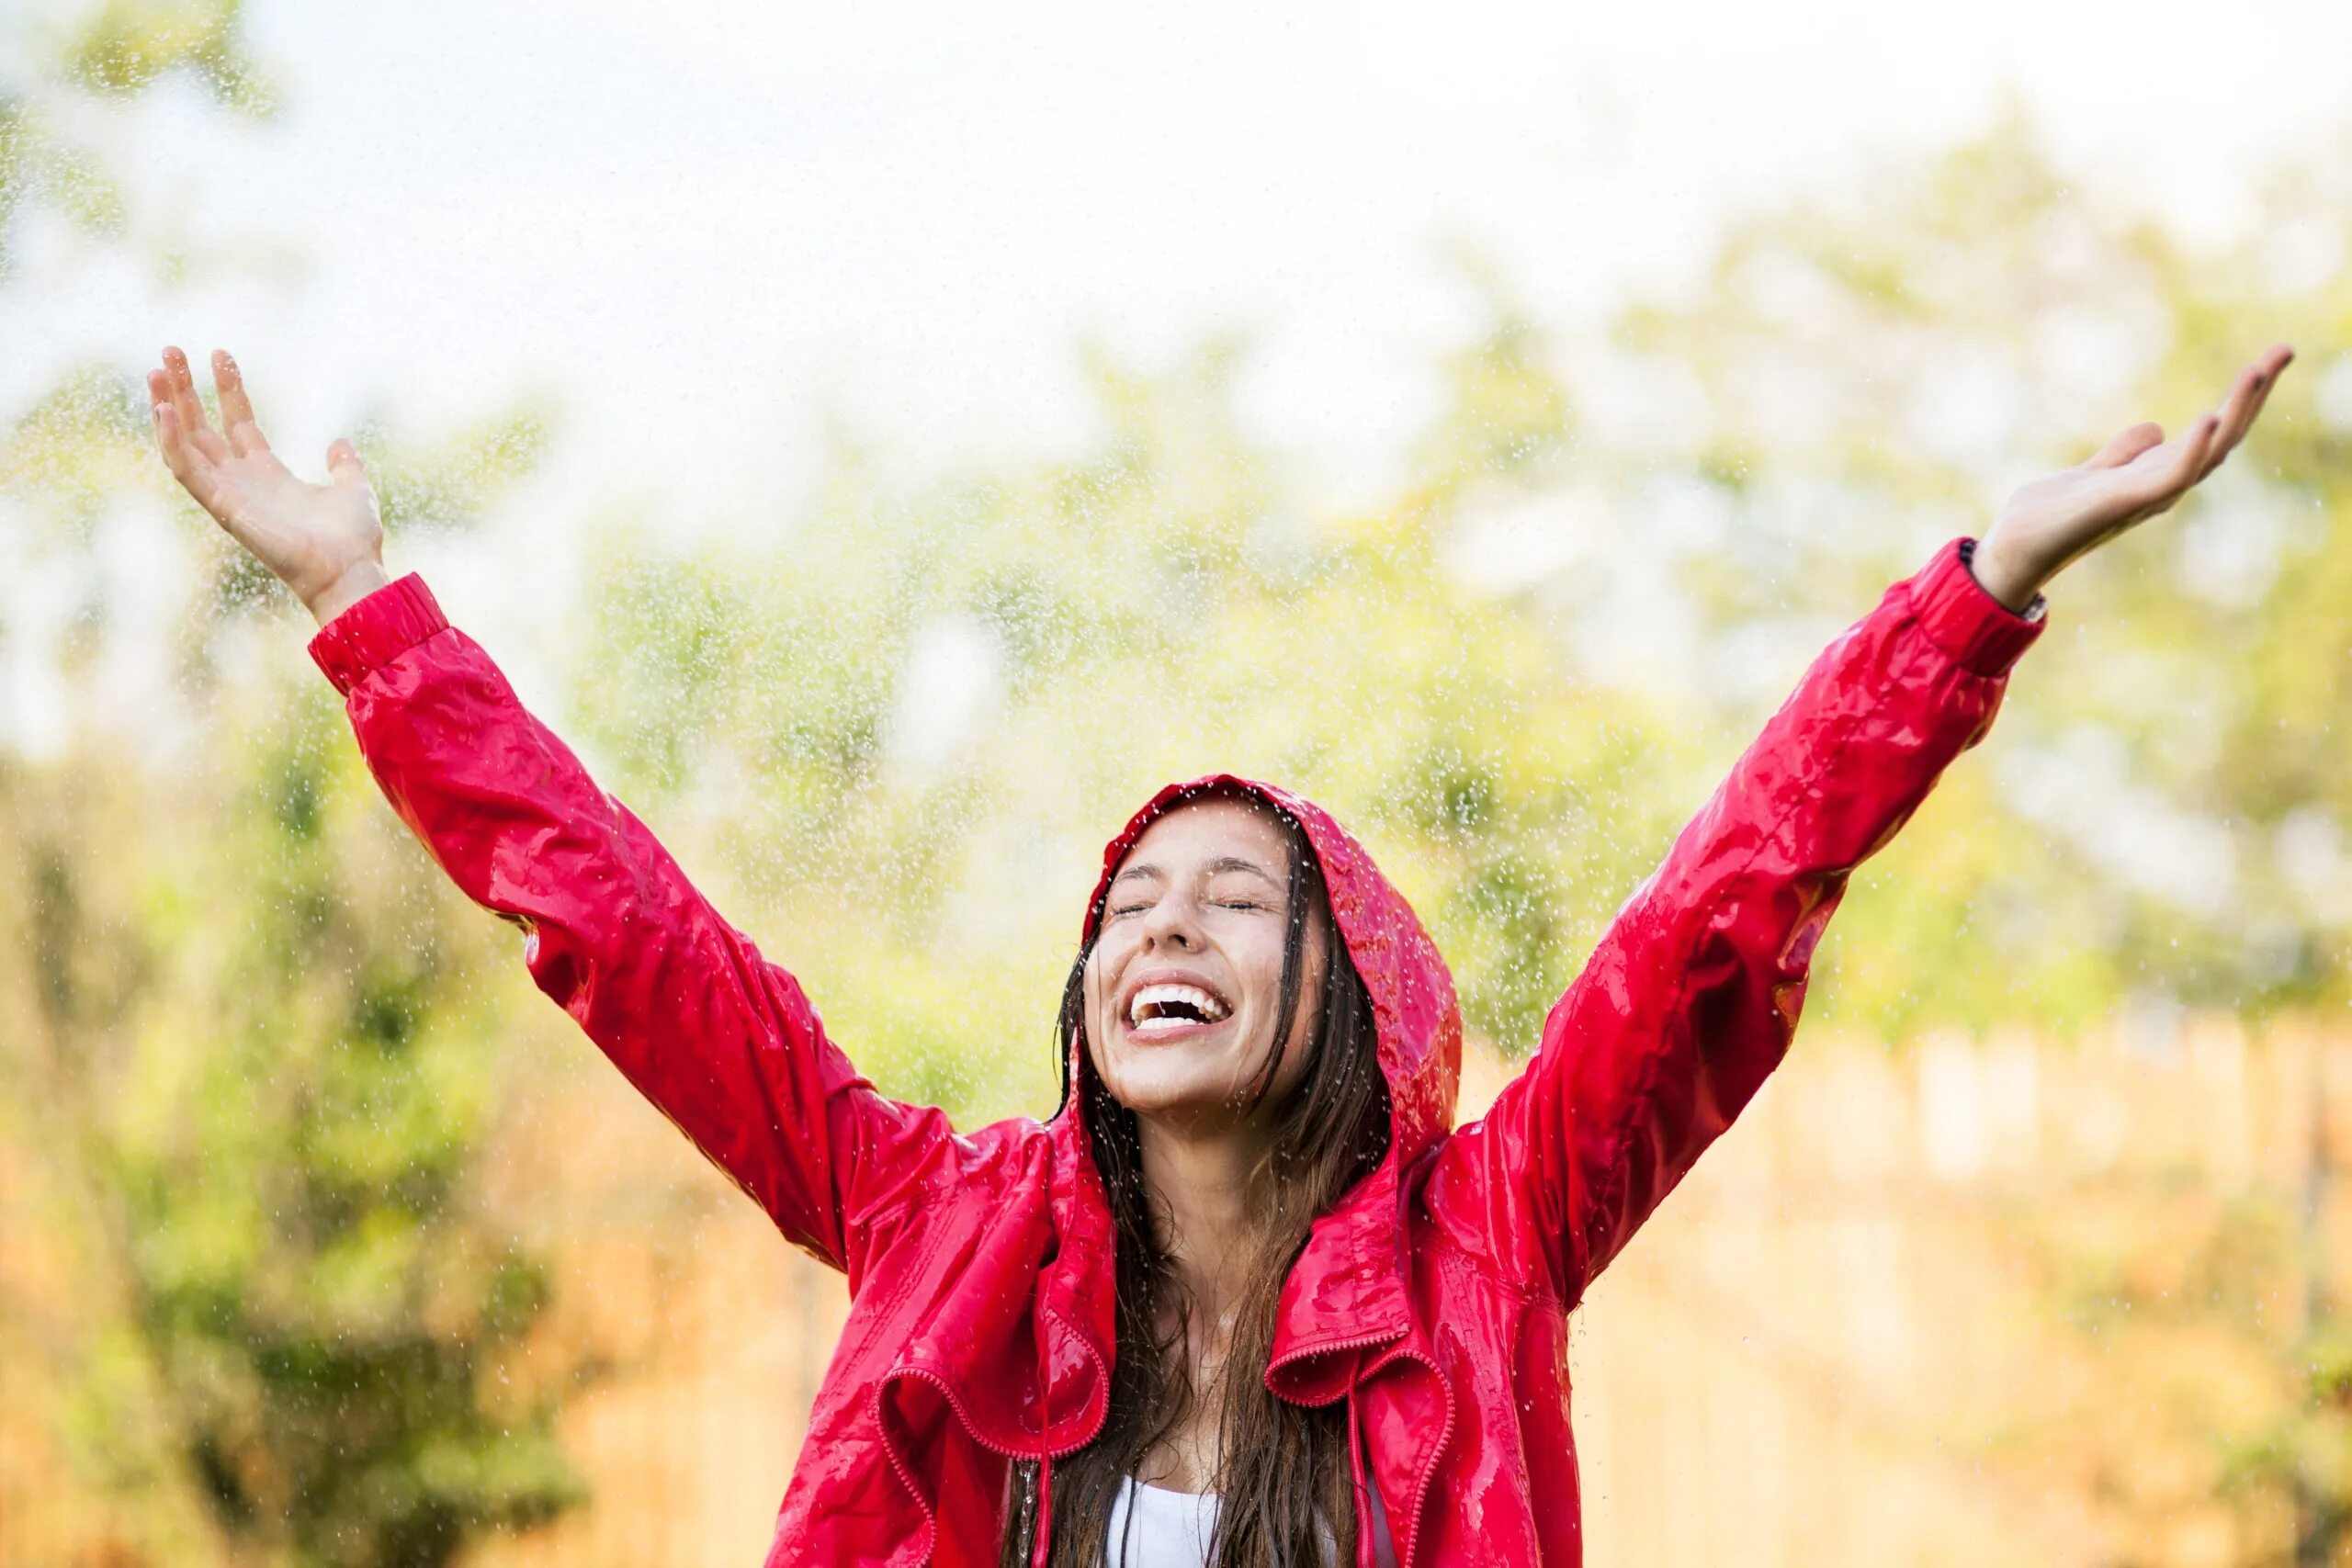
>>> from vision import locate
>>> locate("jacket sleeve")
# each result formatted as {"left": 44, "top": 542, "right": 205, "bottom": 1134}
{"left": 307, "top": 571, "right": 959, "bottom": 1280}
{"left": 1427, "top": 537, "right": 2046, "bottom": 1303}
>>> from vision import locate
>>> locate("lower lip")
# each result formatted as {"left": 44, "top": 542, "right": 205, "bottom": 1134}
{"left": 1123, "top": 1015, "right": 1229, "bottom": 1044}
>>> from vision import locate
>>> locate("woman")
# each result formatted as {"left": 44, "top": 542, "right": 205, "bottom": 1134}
{"left": 150, "top": 341, "right": 2291, "bottom": 1567}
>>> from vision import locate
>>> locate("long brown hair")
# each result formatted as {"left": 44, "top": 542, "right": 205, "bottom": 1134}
{"left": 1002, "top": 787, "right": 1392, "bottom": 1567}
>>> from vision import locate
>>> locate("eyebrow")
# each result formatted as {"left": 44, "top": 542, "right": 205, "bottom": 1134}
{"left": 1109, "top": 855, "right": 1281, "bottom": 889}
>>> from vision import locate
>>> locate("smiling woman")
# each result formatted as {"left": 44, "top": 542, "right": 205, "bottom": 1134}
{"left": 147, "top": 339, "right": 2292, "bottom": 1568}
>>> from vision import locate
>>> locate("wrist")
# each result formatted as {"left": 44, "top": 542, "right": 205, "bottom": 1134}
{"left": 305, "top": 561, "right": 392, "bottom": 629}
{"left": 1965, "top": 534, "right": 2044, "bottom": 615}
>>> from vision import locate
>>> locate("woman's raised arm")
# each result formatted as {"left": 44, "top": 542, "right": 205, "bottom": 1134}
{"left": 1424, "top": 344, "right": 2293, "bottom": 1305}
{"left": 150, "top": 347, "right": 962, "bottom": 1280}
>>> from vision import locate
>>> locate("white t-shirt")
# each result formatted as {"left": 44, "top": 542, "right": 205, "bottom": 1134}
{"left": 1103, "top": 1469, "right": 1398, "bottom": 1567}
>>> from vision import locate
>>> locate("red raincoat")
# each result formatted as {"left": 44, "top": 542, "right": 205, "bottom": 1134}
{"left": 308, "top": 536, "right": 2043, "bottom": 1566}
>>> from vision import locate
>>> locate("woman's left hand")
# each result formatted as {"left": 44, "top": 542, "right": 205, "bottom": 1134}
{"left": 1972, "top": 344, "right": 2296, "bottom": 613}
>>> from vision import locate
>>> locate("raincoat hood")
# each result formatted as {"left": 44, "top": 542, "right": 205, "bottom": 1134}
{"left": 1065, "top": 774, "right": 1464, "bottom": 1400}
{"left": 1071, "top": 774, "right": 1461, "bottom": 1174}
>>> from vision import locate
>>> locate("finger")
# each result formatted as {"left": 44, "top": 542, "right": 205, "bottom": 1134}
{"left": 145, "top": 367, "right": 176, "bottom": 428}
{"left": 154, "top": 403, "right": 224, "bottom": 518}
{"left": 2087, "top": 421, "right": 2165, "bottom": 469}
{"left": 161, "top": 345, "right": 230, "bottom": 464}
{"left": 161, "top": 344, "right": 206, "bottom": 428}
{"left": 211, "top": 349, "right": 269, "bottom": 457}
{"left": 152, "top": 397, "right": 193, "bottom": 481}
{"left": 2153, "top": 414, "right": 2221, "bottom": 508}
{"left": 2199, "top": 345, "right": 2300, "bottom": 481}
{"left": 326, "top": 436, "right": 368, "bottom": 489}
{"left": 2211, "top": 346, "right": 2296, "bottom": 477}
{"left": 2197, "top": 364, "right": 2268, "bottom": 480}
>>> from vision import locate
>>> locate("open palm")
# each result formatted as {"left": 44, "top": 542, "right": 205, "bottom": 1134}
{"left": 1977, "top": 344, "right": 2294, "bottom": 607}
{"left": 149, "top": 345, "right": 385, "bottom": 614}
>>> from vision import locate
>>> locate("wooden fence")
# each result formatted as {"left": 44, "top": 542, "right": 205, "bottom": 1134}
{"left": 7, "top": 1011, "right": 2346, "bottom": 1565}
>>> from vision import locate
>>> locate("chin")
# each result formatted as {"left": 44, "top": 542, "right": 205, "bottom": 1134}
{"left": 1098, "top": 1051, "right": 1253, "bottom": 1122}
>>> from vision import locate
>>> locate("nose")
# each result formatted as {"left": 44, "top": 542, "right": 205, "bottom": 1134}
{"left": 1136, "top": 887, "right": 1203, "bottom": 951}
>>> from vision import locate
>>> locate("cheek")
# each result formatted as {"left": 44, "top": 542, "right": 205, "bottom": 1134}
{"left": 1272, "top": 950, "right": 1330, "bottom": 1068}
{"left": 1080, "top": 947, "right": 1125, "bottom": 1069}
{"left": 1080, "top": 964, "right": 1107, "bottom": 1055}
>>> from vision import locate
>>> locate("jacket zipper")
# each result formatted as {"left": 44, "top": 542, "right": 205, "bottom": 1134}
{"left": 1314, "top": 1333, "right": 1453, "bottom": 1568}
{"left": 877, "top": 1295, "right": 1113, "bottom": 1567}
{"left": 1261, "top": 1323, "right": 1413, "bottom": 1568}
{"left": 1261, "top": 1322, "right": 1403, "bottom": 1393}
{"left": 1390, "top": 1345, "right": 1455, "bottom": 1568}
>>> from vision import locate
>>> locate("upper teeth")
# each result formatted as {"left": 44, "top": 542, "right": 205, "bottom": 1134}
{"left": 1129, "top": 984, "right": 1230, "bottom": 1027}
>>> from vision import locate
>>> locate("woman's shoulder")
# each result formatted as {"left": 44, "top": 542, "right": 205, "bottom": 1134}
{"left": 856, "top": 1105, "right": 1057, "bottom": 1220}
{"left": 1400, "top": 1131, "right": 1569, "bottom": 1308}
{"left": 827, "top": 1112, "right": 1089, "bottom": 1419}
{"left": 851, "top": 1107, "right": 1092, "bottom": 1254}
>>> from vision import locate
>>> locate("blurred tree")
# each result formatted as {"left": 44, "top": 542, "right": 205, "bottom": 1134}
{"left": 559, "top": 328, "right": 1694, "bottom": 1119}
{"left": 1, "top": 0, "right": 275, "bottom": 284}
{"left": 1584, "top": 111, "right": 2352, "bottom": 1565}
{"left": 1595, "top": 107, "right": 2351, "bottom": 1040}
{"left": 0, "top": 1, "right": 2346, "bottom": 1557}
{"left": 0, "top": 5, "right": 582, "bottom": 1566}
{"left": 5, "top": 700, "right": 585, "bottom": 1568}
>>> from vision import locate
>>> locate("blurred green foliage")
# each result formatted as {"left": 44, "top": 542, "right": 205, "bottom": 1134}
{"left": 3, "top": 2, "right": 2351, "bottom": 1563}
{"left": 0, "top": 0, "right": 273, "bottom": 278}
{"left": 1608, "top": 111, "right": 2352, "bottom": 1042}
{"left": 0, "top": 6, "right": 580, "bottom": 1566}
{"left": 61, "top": 0, "right": 275, "bottom": 109}
{"left": 4, "top": 709, "right": 584, "bottom": 1568}
{"left": 560, "top": 115, "right": 2352, "bottom": 1125}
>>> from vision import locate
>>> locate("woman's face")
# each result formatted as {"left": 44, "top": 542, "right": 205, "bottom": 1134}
{"left": 1084, "top": 796, "right": 1329, "bottom": 1133}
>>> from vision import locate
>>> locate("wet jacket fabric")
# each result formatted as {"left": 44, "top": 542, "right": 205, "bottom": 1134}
{"left": 308, "top": 536, "right": 2044, "bottom": 1566}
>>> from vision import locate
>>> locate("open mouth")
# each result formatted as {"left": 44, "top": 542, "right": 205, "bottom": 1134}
{"left": 1125, "top": 983, "right": 1233, "bottom": 1039}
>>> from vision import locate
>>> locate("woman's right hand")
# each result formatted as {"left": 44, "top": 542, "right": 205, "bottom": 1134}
{"left": 149, "top": 344, "right": 390, "bottom": 628}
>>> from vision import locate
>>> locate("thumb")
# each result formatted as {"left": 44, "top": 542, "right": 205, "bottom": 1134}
{"left": 326, "top": 437, "right": 368, "bottom": 488}
{"left": 2086, "top": 421, "right": 2165, "bottom": 470}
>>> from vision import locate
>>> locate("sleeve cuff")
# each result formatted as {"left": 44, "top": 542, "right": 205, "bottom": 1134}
{"left": 306, "top": 572, "right": 450, "bottom": 697}
{"left": 1906, "top": 537, "right": 2047, "bottom": 676}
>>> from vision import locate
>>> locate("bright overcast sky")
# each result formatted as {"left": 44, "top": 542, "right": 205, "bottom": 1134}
{"left": 17, "top": 0, "right": 2352, "bottom": 532}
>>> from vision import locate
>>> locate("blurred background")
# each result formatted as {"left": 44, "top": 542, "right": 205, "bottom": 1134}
{"left": 6, "top": 1, "right": 2352, "bottom": 1563}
